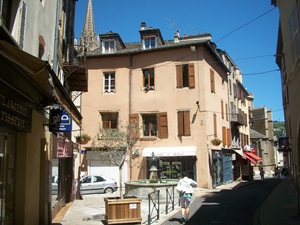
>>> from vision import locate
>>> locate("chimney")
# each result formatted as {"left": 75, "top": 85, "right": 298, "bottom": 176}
{"left": 174, "top": 31, "right": 180, "bottom": 43}
{"left": 140, "top": 22, "right": 146, "bottom": 30}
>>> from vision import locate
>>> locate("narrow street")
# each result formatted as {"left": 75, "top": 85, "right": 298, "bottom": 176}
{"left": 160, "top": 177, "right": 281, "bottom": 225}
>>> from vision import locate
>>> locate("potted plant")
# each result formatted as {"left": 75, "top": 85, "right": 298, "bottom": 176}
{"left": 75, "top": 133, "right": 91, "bottom": 144}
{"left": 211, "top": 137, "right": 222, "bottom": 146}
{"left": 91, "top": 120, "right": 141, "bottom": 224}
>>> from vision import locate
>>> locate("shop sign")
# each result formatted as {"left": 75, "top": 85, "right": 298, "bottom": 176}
{"left": 0, "top": 87, "right": 32, "bottom": 132}
{"left": 56, "top": 138, "right": 73, "bottom": 158}
{"left": 49, "top": 104, "right": 72, "bottom": 132}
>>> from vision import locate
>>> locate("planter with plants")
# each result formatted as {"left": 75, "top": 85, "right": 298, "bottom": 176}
{"left": 75, "top": 133, "right": 91, "bottom": 144}
{"left": 211, "top": 137, "right": 222, "bottom": 146}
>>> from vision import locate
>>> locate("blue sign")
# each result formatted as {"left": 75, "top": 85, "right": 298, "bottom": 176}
{"left": 49, "top": 105, "right": 72, "bottom": 132}
{"left": 81, "top": 150, "right": 86, "bottom": 154}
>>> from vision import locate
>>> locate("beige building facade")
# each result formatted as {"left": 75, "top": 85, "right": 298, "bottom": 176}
{"left": 273, "top": 0, "right": 300, "bottom": 214}
{"left": 80, "top": 20, "right": 255, "bottom": 188}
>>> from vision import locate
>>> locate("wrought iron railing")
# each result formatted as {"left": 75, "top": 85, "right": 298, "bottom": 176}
{"left": 148, "top": 190, "right": 160, "bottom": 225}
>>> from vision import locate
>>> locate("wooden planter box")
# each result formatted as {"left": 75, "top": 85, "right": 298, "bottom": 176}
{"left": 104, "top": 196, "right": 142, "bottom": 225}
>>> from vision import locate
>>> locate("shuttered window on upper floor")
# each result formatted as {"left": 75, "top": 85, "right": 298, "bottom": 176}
{"left": 177, "top": 111, "right": 191, "bottom": 136}
{"left": 176, "top": 64, "right": 195, "bottom": 89}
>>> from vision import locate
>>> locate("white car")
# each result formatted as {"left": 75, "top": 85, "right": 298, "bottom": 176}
{"left": 77, "top": 175, "right": 118, "bottom": 194}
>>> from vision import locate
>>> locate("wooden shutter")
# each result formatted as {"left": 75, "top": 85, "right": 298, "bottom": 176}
{"left": 129, "top": 114, "right": 139, "bottom": 139}
{"left": 213, "top": 114, "right": 217, "bottom": 137}
{"left": 158, "top": 112, "right": 168, "bottom": 139}
{"left": 188, "top": 63, "right": 195, "bottom": 88}
{"left": 184, "top": 111, "right": 191, "bottom": 136}
{"left": 222, "top": 127, "right": 227, "bottom": 147}
{"left": 176, "top": 65, "right": 183, "bottom": 88}
{"left": 227, "top": 128, "right": 231, "bottom": 147}
{"left": 221, "top": 100, "right": 224, "bottom": 119}
{"left": 210, "top": 69, "right": 215, "bottom": 93}
{"left": 177, "top": 111, "right": 184, "bottom": 136}
{"left": 225, "top": 103, "right": 228, "bottom": 121}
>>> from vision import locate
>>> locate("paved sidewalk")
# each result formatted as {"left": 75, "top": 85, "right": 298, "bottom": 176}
{"left": 53, "top": 176, "right": 299, "bottom": 225}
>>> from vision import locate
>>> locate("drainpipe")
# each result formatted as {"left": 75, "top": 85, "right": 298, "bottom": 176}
{"left": 53, "top": 0, "right": 61, "bottom": 74}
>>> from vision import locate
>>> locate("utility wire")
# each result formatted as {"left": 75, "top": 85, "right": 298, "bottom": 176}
{"left": 216, "top": 7, "right": 276, "bottom": 43}
{"left": 243, "top": 69, "right": 280, "bottom": 76}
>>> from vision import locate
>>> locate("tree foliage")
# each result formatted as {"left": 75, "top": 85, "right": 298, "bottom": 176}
{"left": 90, "top": 120, "right": 139, "bottom": 198}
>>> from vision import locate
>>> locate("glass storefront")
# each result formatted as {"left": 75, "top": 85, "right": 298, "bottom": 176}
{"left": 0, "top": 131, "right": 15, "bottom": 225}
{"left": 146, "top": 157, "right": 196, "bottom": 180}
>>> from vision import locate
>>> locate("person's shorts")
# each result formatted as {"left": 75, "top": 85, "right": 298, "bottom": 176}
{"left": 180, "top": 193, "right": 192, "bottom": 208}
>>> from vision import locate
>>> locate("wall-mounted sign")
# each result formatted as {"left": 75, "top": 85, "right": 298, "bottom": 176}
{"left": 0, "top": 83, "right": 32, "bottom": 132}
{"left": 49, "top": 104, "right": 72, "bottom": 132}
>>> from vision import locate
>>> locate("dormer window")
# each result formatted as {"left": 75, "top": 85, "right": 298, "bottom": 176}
{"left": 142, "top": 36, "right": 156, "bottom": 50}
{"left": 102, "top": 40, "right": 116, "bottom": 53}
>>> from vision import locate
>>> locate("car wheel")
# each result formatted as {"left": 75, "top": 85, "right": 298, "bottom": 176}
{"left": 104, "top": 187, "right": 113, "bottom": 194}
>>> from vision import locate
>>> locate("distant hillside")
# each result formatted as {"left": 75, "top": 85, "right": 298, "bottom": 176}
{"left": 273, "top": 121, "right": 286, "bottom": 138}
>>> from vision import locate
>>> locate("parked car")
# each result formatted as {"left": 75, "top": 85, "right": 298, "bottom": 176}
{"left": 77, "top": 175, "right": 118, "bottom": 194}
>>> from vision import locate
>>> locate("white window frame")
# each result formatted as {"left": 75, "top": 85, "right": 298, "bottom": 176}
{"left": 142, "top": 36, "right": 156, "bottom": 50}
{"left": 103, "top": 72, "right": 115, "bottom": 93}
{"left": 102, "top": 40, "right": 116, "bottom": 53}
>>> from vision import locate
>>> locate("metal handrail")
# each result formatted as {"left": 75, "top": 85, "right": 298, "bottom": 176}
{"left": 148, "top": 190, "right": 160, "bottom": 225}
{"left": 165, "top": 186, "right": 175, "bottom": 214}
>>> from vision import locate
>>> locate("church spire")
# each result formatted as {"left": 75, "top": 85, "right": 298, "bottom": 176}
{"left": 80, "top": 0, "right": 99, "bottom": 51}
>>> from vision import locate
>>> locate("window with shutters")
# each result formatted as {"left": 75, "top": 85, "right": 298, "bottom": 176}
{"left": 177, "top": 111, "right": 191, "bottom": 136}
{"left": 210, "top": 69, "right": 215, "bottom": 93}
{"left": 100, "top": 112, "right": 118, "bottom": 129}
{"left": 142, "top": 114, "right": 157, "bottom": 137}
{"left": 140, "top": 112, "right": 168, "bottom": 139}
{"left": 143, "top": 68, "right": 155, "bottom": 91}
{"left": 176, "top": 64, "right": 195, "bottom": 89}
{"left": 103, "top": 72, "right": 115, "bottom": 93}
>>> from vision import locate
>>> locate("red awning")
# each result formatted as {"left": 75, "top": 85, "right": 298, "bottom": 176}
{"left": 244, "top": 152, "right": 263, "bottom": 165}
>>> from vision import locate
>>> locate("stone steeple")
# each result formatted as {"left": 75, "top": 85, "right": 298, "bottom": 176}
{"left": 80, "top": 0, "right": 99, "bottom": 51}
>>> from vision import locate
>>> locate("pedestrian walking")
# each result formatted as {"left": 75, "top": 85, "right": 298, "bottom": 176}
{"left": 176, "top": 171, "right": 197, "bottom": 224}
{"left": 259, "top": 168, "right": 265, "bottom": 181}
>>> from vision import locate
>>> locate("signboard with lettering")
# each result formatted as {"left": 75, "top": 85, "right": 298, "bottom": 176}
{"left": 49, "top": 104, "right": 72, "bottom": 132}
{"left": 0, "top": 83, "right": 32, "bottom": 132}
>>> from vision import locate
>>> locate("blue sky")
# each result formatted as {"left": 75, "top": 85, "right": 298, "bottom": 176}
{"left": 75, "top": 0, "right": 283, "bottom": 121}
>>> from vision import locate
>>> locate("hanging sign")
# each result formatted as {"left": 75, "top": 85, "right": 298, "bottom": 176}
{"left": 49, "top": 104, "right": 72, "bottom": 132}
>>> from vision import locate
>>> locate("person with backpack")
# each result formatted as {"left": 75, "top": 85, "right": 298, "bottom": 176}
{"left": 176, "top": 171, "right": 197, "bottom": 224}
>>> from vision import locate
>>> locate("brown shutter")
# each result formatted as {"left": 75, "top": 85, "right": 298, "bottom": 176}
{"left": 221, "top": 100, "right": 224, "bottom": 119}
{"left": 188, "top": 63, "right": 195, "bottom": 88}
{"left": 210, "top": 69, "right": 215, "bottom": 93}
{"left": 177, "top": 111, "right": 184, "bottom": 136}
{"left": 225, "top": 103, "right": 228, "bottom": 121}
{"left": 222, "top": 127, "right": 227, "bottom": 146}
{"left": 129, "top": 114, "right": 139, "bottom": 139}
{"left": 184, "top": 111, "right": 191, "bottom": 136}
{"left": 227, "top": 128, "right": 231, "bottom": 146}
{"left": 176, "top": 65, "right": 183, "bottom": 88}
{"left": 213, "top": 114, "right": 217, "bottom": 137}
{"left": 158, "top": 112, "right": 168, "bottom": 139}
